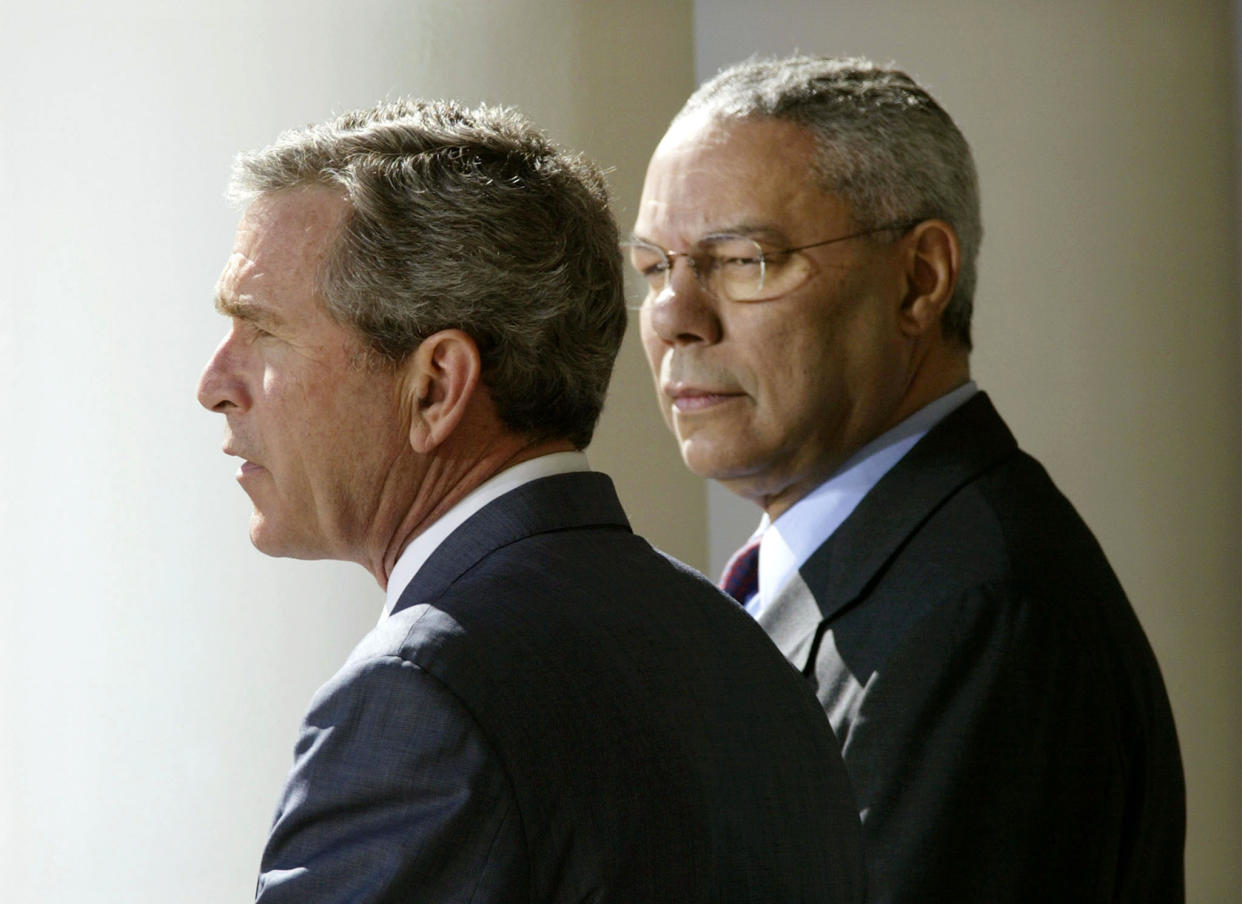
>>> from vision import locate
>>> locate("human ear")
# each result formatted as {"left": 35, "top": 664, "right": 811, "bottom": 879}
{"left": 900, "top": 219, "right": 960, "bottom": 337}
{"left": 399, "top": 330, "right": 482, "bottom": 454}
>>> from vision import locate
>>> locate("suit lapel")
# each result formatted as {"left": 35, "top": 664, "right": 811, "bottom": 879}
{"left": 757, "top": 570, "right": 824, "bottom": 671}
{"left": 806, "top": 392, "right": 1018, "bottom": 620}
{"left": 764, "top": 393, "right": 1019, "bottom": 670}
{"left": 391, "top": 471, "right": 630, "bottom": 617}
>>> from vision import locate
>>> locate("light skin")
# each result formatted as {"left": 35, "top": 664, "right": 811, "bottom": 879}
{"left": 634, "top": 113, "right": 970, "bottom": 520}
{"left": 197, "top": 185, "right": 569, "bottom": 588}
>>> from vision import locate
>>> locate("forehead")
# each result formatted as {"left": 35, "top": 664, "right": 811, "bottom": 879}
{"left": 635, "top": 114, "right": 849, "bottom": 243}
{"left": 217, "top": 186, "right": 348, "bottom": 320}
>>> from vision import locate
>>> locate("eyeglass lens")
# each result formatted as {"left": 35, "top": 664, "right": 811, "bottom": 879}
{"left": 624, "top": 236, "right": 815, "bottom": 303}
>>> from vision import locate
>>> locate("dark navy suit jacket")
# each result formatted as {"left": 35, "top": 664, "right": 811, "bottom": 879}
{"left": 758, "top": 393, "right": 1185, "bottom": 902}
{"left": 255, "top": 471, "right": 865, "bottom": 903}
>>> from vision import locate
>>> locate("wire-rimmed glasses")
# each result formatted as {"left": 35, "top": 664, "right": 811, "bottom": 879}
{"left": 622, "top": 221, "right": 920, "bottom": 306}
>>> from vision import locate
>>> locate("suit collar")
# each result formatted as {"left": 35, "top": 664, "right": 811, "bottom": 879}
{"left": 390, "top": 471, "right": 630, "bottom": 617}
{"left": 383, "top": 452, "right": 589, "bottom": 617}
{"left": 759, "top": 392, "right": 1017, "bottom": 668}
{"left": 757, "top": 382, "right": 978, "bottom": 615}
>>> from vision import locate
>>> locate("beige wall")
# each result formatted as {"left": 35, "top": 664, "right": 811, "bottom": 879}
{"left": 567, "top": 3, "right": 706, "bottom": 565}
{"left": 692, "top": 0, "right": 1242, "bottom": 899}
{"left": 3, "top": 0, "right": 1236, "bottom": 899}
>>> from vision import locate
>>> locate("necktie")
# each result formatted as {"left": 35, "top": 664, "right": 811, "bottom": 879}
{"left": 720, "top": 540, "right": 760, "bottom": 605}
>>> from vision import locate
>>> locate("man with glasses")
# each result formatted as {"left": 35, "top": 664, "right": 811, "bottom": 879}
{"left": 198, "top": 99, "right": 865, "bottom": 902}
{"left": 631, "top": 56, "right": 1184, "bottom": 902}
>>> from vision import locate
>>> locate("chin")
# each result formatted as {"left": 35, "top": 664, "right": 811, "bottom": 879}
{"left": 248, "top": 512, "right": 305, "bottom": 560}
{"left": 250, "top": 510, "right": 343, "bottom": 562}
{"left": 680, "top": 441, "right": 747, "bottom": 483}
{"left": 247, "top": 517, "right": 284, "bottom": 558}
{"left": 682, "top": 440, "right": 781, "bottom": 501}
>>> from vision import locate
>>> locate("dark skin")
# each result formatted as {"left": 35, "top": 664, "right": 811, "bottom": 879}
{"left": 635, "top": 114, "right": 969, "bottom": 519}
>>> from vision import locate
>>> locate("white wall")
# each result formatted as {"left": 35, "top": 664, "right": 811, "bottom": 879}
{"left": 693, "top": 1, "right": 1242, "bottom": 899}
{"left": 0, "top": 3, "right": 695, "bottom": 901}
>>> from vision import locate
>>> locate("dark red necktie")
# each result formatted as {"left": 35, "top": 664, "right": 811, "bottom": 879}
{"left": 720, "top": 540, "right": 760, "bottom": 605}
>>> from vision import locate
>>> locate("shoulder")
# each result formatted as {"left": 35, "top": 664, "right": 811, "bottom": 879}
{"left": 812, "top": 438, "right": 1168, "bottom": 735}
{"left": 873, "top": 444, "right": 1124, "bottom": 620}
{"left": 407, "top": 523, "right": 751, "bottom": 656}
{"left": 304, "top": 639, "right": 485, "bottom": 753}
{"left": 260, "top": 651, "right": 529, "bottom": 902}
{"left": 821, "top": 446, "right": 1178, "bottom": 777}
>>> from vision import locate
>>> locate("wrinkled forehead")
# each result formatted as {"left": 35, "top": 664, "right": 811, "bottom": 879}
{"left": 236, "top": 187, "right": 348, "bottom": 269}
{"left": 217, "top": 187, "right": 348, "bottom": 307}
{"left": 634, "top": 114, "right": 848, "bottom": 246}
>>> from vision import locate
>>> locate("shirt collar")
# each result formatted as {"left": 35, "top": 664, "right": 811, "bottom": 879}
{"left": 381, "top": 450, "right": 590, "bottom": 620}
{"left": 748, "top": 382, "right": 978, "bottom": 617}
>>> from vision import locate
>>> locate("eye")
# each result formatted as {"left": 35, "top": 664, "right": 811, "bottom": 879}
{"left": 625, "top": 245, "right": 670, "bottom": 282}
{"left": 706, "top": 237, "right": 764, "bottom": 271}
{"left": 237, "top": 318, "right": 274, "bottom": 342}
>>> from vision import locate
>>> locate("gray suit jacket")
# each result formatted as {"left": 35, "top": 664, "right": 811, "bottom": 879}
{"left": 759, "top": 393, "right": 1184, "bottom": 903}
{"left": 255, "top": 471, "right": 865, "bottom": 903}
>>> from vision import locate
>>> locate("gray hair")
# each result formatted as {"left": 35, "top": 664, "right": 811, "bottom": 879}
{"left": 229, "top": 99, "right": 626, "bottom": 448}
{"left": 678, "top": 55, "right": 981, "bottom": 348}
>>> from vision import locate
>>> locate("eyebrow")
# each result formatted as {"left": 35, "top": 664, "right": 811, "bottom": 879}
{"left": 214, "top": 293, "right": 284, "bottom": 330}
{"left": 628, "top": 223, "right": 792, "bottom": 247}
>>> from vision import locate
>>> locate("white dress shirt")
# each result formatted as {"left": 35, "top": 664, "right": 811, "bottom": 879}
{"left": 381, "top": 451, "right": 590, "bottom": 620}
{"left": 742, "top": 382, "right": 978, "bottom": 617}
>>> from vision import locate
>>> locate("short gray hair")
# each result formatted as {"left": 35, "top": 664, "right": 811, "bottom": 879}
{"left": 678, "top": 56, "right": 981, "bottom": 348}
{"left": 230, "top": 99, "right": 626, "bottom": 448}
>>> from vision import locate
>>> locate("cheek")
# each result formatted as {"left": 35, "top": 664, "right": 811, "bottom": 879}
{"left": 262, "top": 371, "right": 351, "bottom": 465}
{"left": 639, "top": 321, "right": 668, "bottom": 389}
{"left": 747, "top": 329, "right": 844, "bottom": 433}
{"left": 747, "top": 321, "right": 817, "bottom": 393}
{"left": 638, "top": 317, "right": 659, "bottom": 365}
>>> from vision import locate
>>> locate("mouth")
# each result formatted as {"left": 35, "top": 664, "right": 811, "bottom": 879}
{"left": 665, "top": 385, "right": 745, "bottom": 413}
{"left": 223, "top": 445, "right": 266, "bottom": 478}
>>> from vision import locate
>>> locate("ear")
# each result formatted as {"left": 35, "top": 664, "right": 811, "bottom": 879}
{"left": 899, "top": 219, "right": 960, "bottom": 338}
{"left": 399, "top": 329, "right": 482, "bottom": 454}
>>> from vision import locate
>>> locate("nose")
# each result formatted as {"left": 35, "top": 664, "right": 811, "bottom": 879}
{"left": 196, "top": 328, "right": 251, "bottom": 413}
{"left": 643, "top": 256, "right": 722, "bottom": 347}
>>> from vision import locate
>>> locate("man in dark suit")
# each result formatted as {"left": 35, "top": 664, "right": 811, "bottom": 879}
{"left": 197, "top": 99, "right": 864, "bottom": 903}
{"left": 630, "top": 55, "right": 1185, "bottom": 901}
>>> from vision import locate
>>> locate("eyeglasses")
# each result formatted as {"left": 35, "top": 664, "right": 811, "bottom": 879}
{"left": 622, "top": 221, "right": 920, "bottom": 305}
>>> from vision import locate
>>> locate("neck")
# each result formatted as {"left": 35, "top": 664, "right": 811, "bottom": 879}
{"left": 884, "top": 343, "right": 971, "bottom": 438}
{"left": 756, "top": 344, "right": 970, "bottom": 521}
{"left": 368, "top": 434, "right": 576, "bottom": 588}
